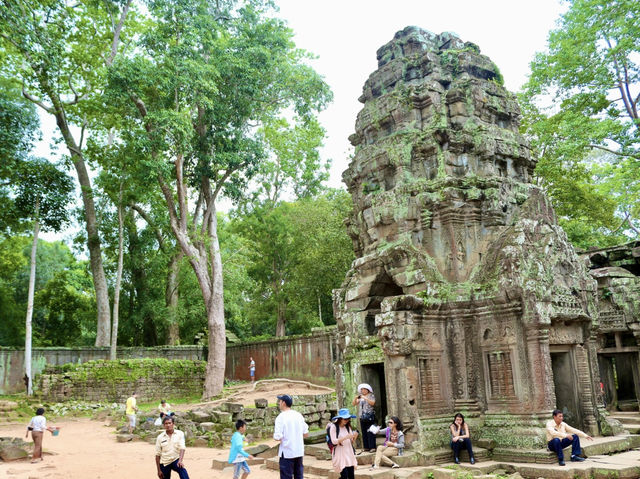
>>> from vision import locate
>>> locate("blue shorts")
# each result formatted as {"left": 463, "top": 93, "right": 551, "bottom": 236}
{"left": 250, "top": 369, "right": 255, "bottom": 377}
{"left": 233, "top": 461, "right": 250, "bottom": 478}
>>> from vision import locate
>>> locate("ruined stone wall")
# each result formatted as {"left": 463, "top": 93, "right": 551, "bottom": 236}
{"left": 130, "top": 394, "right": 337, "bottom": 448}
{"left": 0, "top": 346, "right": 205, "bottom": 394}
{"left": 38, "top": 359, "right": 206, "bottom": 402}
{"left": 334, "top": 26, "right": 601, "bottom": 451}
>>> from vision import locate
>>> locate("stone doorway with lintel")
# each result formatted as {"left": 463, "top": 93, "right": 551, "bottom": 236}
{"left": 360, "top": 362, "right": 388, "bottom": 422}
{"left": 550, "top": 346, "right": 585, "bottom": 431}
{"left": 598, "top": 331, "right": 640, "bottom": 411}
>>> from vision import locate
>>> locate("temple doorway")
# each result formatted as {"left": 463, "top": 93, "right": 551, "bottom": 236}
{"left": 361, "top": 362, "right": 387, "bottom": 421}
{"left": 599, "top": 353, "right": 640, "bottom": 411}
{"left": 551, "top": 349, "right": 584, "bottom": 430}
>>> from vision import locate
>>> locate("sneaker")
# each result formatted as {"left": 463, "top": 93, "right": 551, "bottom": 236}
{"left": 454, "top": 457, "right": 460, "bottom": 464}
{"left": 559, "top": 460, "right": 566, "bottom": 466}
{"left": 571, "top": 455, "right": 585, "bottom": 462}
{"left": 470, "top": 457, "right": 475, "bottom": 465}
{"left": 369, "top": 465, "right": 378, "bottom": 470}
{"left": 391, "top": 463, "right": 400, "bottom": 469}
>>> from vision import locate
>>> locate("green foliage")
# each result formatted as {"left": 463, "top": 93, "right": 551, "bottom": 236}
{"left": 48, "top": 358, "right": 205, "bottom": 381}
{"left": 230, "top": 190, "right": 354, "bottom": 337}
{"left": 0, "top": 237, "right": 98, "bottom": 347}
{"left": 521, "top": 0, "right": 640, "bottom": 246}
{"left": 12, "top": 158, "right": 75, "bottom": 232}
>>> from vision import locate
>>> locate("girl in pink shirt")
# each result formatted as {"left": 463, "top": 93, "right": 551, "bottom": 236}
{"left": 329, "top": 408, "right": 359, "bottom": 479}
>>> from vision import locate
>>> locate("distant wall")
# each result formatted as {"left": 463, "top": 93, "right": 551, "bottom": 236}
{"left": 39, "top": 359, "right": 205, "bottom": 402}
{"left": 0, "top": 328, "right": 336, "bottom": 394}
{"left": 225, "top": 328, "right": 336, "bottom": 385}
{"left": 0, "top": 346, "right": 205, "bottom": 394}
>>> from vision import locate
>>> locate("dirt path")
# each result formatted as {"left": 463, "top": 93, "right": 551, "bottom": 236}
{"left": 175, "top": 378, "right": 333, "bottom": 411}
{"left": 0, "top": 417, "right": 282, "bottom": 479}
{"left": 0, "top": 380, "right": 334, "bottom": 478}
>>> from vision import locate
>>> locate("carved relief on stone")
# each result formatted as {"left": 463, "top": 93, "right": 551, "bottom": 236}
{"left": 597, "top": 297, "right": 627, "bottom": 331}
{"left": 548, "top": 322, "right": 584, "bottom": 345}
{"left": 551, "top": 291, "right": 585, "bottom": 318}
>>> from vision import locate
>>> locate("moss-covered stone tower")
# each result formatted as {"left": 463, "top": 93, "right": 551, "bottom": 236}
{"left": 333, "top": 26, "right": 603, "bottom": 451}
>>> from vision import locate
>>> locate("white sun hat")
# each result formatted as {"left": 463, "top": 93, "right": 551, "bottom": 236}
{"left": 357, "top": 383, "right": 373, "bottom": 393}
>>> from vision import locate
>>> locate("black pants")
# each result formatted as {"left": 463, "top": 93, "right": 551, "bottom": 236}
{"left": 360, "top": 417, "right": 375, "bottom": 450}
{"left": 451, "top": 438, "right": 474, "bottom": 460}
{"left": 279, "top": 455, "right": 303, "bottom": 479}
{"left": 548, "top": 435, "right": 581, "bottom": 462}
{"left": 339, "top": 466, "right": 354, "bottom": 479}
{"left": 159, "top": 459, "right": 190, "bottom": 479}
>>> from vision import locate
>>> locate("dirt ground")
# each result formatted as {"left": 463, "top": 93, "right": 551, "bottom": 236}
{"left": 0, "top": 379, "right": 334, "bottom": 479}
{"left": 0, "top": 417, "right": 283, "bottom": 478}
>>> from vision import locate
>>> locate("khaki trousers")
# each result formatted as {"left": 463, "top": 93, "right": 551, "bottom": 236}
{"left": 374, "top": 445, "right": 398, "bottom": 467}
{"left": 31, "top": 431, "right": 44, "bottom": 460}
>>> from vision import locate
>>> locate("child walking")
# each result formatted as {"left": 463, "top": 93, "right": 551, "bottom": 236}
{"left": 228, "top": 419, "right": 255, "bottom": 479}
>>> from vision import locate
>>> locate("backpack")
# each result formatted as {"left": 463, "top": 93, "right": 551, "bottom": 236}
{"left": 326, "top": 422, "right": 336, "bottom": 453}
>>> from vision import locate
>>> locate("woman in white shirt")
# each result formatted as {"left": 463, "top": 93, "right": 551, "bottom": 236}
{"left": 25, "top": 407, "right": 55, "bottom": 463}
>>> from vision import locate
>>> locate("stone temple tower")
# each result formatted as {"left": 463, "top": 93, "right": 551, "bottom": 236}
{"left": 333, "top": 27, "right": 604, "bottom": 451}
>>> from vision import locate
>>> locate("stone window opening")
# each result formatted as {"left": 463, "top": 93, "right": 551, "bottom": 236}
{"left": 364, "top": 272, "right": 403, "bottom": 336}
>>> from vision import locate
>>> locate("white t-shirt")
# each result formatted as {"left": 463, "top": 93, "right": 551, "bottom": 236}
{"left": 155, "top": 430, "right": 186, "bottom": 466}
{"left": 29, "top": 415, "right": 47, "bottom": 432}
{"left": 273, "top": 409, "right": 308, "bottom": 458}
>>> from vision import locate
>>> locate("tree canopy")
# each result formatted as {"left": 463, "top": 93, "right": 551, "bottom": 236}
{"left": 521, "top": 0, "right": 640, "bottom": 247}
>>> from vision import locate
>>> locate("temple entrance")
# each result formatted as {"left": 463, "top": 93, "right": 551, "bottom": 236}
{"left": 361, "top": 362, "right": 387, "bottom": 421}
{"left": 599, "top": 353, "right": 640, "bottom": 411}
{"left": 551, "top": 349, "right": 584, "bottom": 430}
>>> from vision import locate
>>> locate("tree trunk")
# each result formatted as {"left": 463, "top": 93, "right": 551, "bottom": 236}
{"left": 317, "top": 291, "right": 322, "bottom": 324}
{"left": 24, "top": 202, "right": 39, "bottom": 396}
{"left": 70, "top": 151, "right": 112, "bottom": 346}
{"left": 203, "top": 206, "right": 226, "bottom": 399}
{"left": 110, "top": 188, "right": 124, "bottom": 360}
{"left": 166, "top": 250, "right": 183, "bottom": 345}
{"left": 32, "top": 71, "right": 111, "bottom": 347}
{"left": 275, "top": 300, "right": 286, "bottom": 337}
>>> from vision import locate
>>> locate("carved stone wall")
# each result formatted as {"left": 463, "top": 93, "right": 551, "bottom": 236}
{"left": 333, "top": 26, "right": 601, "bottom": 451}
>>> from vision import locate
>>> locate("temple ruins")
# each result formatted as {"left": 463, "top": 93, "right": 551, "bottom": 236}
{"left": 332, "top": 26, "right": 626, "bottom": 452}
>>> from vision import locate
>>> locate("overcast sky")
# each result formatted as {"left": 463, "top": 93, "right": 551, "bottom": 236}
{"left": 274, "top": 0, "right": 566, "bottom": 188}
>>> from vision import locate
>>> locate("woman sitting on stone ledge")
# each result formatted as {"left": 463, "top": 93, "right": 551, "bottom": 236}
{"left": 369, "top": 416, "right": 404, "bottom": 470}
{"left": 450, "top": 412, "right": 475, "bottom": 464}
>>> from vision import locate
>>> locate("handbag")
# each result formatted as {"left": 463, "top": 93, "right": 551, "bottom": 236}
{"left": 361, "top": 411, "right": 375, "bottom": 422}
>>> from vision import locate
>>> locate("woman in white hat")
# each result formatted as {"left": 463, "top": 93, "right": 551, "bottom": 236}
{"left": 328, "top": 408, "right": 359, "bottom": 479}
{"left": 352, "top": 383, "right": 376, "bottom": 452}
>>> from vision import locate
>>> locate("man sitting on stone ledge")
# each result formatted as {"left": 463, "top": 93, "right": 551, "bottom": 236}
{"left": 546, "top": 409, "right": 593, "bottom": 466}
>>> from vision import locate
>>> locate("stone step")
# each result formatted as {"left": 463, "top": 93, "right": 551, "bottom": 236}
{"left": 492, "top": 434, "right": 640, "bottom": 464}
{"left": 420, "top": 446, "right": 490, "bottom": 465}
{"left": 610, "top": 414, "right": 640, "bottom": 425}
{"left": 425, "top": 450, "right": 640, "bottom": 479}
{"left": 267, "top": 436, "right": 640, "bottom": 478}
{"left": 306, "top": 443, "right": 333, "bottom": 461}
{"left": 622, "top": 424, "right": 640, "bottom": 434}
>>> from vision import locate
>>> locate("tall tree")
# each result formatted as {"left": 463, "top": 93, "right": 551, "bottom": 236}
{"left": 521, "top": 0, "right": 640, "bottom": 246}
{"left": 13, "top": 159, "right": 74, "bottom": 394}
{"left": 0, "top": 0, "right": 137, "bottom": 345}
{"left": 105, "top": 0, "right": 331, "bottom": 398}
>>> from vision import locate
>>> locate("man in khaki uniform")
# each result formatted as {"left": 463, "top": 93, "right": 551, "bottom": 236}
{"left": 155, "top": 416, "right": 190, "bottom": 479}
{"left": 546, "top": 409, "right": 593, "bottom": 466}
